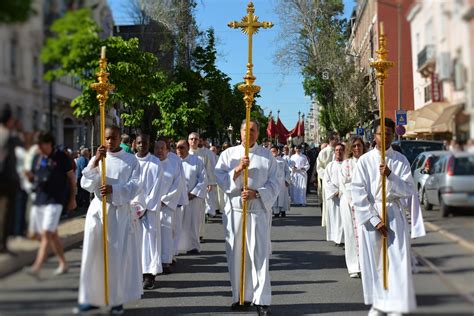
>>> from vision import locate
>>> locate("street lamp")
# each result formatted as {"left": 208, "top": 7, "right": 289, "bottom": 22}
{"left": 227, "top": 123, "right": 234, "bottom": 145}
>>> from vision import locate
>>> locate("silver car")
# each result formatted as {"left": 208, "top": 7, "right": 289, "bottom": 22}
{"left": 424, "top": 152, "right": 474, "bottom": 217}
{"left": 411, "top": 151, "right": 447, "bottom": 210}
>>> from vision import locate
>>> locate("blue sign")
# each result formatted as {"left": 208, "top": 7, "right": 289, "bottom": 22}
{"left": 356, "top": 128, "right": 364, "bottom": 136}
{"left": 396, "top": 110, "right": 407, "bottom": 126}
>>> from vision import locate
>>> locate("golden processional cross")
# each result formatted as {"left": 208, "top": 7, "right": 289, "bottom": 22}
{"left": 228, "top": 2, "right": 273, "bottom": 305}
{"left": 370, "top": 23, "right": 394, "bottom": 290}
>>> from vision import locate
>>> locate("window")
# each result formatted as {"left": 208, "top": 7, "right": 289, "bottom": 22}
{"left": 424, "top": 84, "right": 432, "bottom": 103}
{"left": 10, "top": 38, "right": 17, "bottom": 77}
{"left": 33, "top": 110, "right": 39, "bottom": 130}
{"left": 454, "top": 57, "right": 465, "bottom": 90}
{"left": 32, "top": 55, "right": 39, "bottom": 86}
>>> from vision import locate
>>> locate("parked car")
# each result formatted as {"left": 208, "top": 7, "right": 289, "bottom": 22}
{"left": 392, "top": 140, "right": 445, "bottom": 165}
{"left": 411, "top": 150, "right": 447, "bottom": 210}
{"left": 424, "top": 152, "right": 474, "bottom": 217}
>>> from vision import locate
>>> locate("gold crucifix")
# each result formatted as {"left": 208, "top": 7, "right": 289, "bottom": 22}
{"left": 228, "top": 1, "right": 273, "bottom": 306}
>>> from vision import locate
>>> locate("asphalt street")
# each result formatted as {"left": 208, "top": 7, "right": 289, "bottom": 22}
{"left": 0, "top": 193, "right": 473, "bottom": 315}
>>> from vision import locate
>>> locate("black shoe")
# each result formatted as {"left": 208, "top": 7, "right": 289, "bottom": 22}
{"left": 110, "top": 304, "right": 124, "bottom": 314}
{"left": 143, "top": 274, "right": 155, "bottom": 290}
{"left": 216, "top": 209, "right": 222, "bottom": 215}
{"left": 231, "top": 301, "right": 252, "bottom": 311}
{"left": 281, "top": 211, "right": 286, "bottom": 218}
{"left": 187, "top": 248, "right": 200, "bottom": 254}
{"left": 162, "top": 265, "right": 172, "bottom": 274}
{"left": 273, "top": 213, "right": 280, "bottom": 218}
{"left": 256, "top": 305, "right": 272, "bottom": 316}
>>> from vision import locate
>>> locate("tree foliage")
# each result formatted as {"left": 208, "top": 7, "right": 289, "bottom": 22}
{"left": 0, "top": 0, "right": 34, "bottom": 24}
{"left": 276, "top": 0, "right": 373, "bottom": 138}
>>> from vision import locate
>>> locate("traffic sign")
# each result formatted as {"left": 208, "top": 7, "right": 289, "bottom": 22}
{"left": 396, "top": 125, "right": 406, "bottom": 136}
{"left": 356, "top": 128, "right": 364, "bottom": 136}
{"left": 396, "top": 110, "right": 407, "bottom": 126}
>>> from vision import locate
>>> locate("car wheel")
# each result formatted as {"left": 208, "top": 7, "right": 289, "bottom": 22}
{"left": 440, "top": 196, "right": 451, "bottom": 217}
{"left": 421, "top": 187, "right": 432, "bottom": 210}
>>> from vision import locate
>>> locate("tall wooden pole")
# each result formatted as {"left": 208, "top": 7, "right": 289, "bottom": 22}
{"left": 91, "top": 46, "right": 115, "bottom": 305}
{"left": 228, "top": 2, "right": 273, "bottom": 305}
{"left": 370, "top": 23, "right": 394, "bottom": 290}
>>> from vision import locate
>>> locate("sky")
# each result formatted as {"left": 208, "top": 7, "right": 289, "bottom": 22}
{"left": 108, "top": 0, "right": 356, "bottom": 128}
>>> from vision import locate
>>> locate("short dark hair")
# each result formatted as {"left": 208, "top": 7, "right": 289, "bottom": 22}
{"left": 335, "top": 142, "right": 345, "bottom": 150}
{"left": 136, "top": 133, "right": 150, "bottom": 142}
{"left": 296, "top": 144, "right": 303, "bottom": 150}
{"left": 327, "top": 131, "right": 338, "bottom": 142}
{"left": 373, "top": 118, "right": 396, "bottom": 133}
{"left": 1, "top": 105, "right": 12, "bottom": 124}
{"left": 240, "top": 119, "right": 260, "bottom": 130}
{"left": 270, "top": 145, "right": 279, "bottom": 151}
{"left": 106, "top": 126, "right": 121, "bottom": 135}
{"left": 37, "top": 132, "right": 55, "bottom": 146}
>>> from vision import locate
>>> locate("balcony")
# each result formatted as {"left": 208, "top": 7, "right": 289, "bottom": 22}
{"left": 417, "top": 45, "right": 436, "bottom": 78}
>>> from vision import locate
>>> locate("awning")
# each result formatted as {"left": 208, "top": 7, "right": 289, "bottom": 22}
{"left": 431, "top": 104, "right": 464, "bottom": 133}
{"left": 413, "top": 102, "right": 447, "bottom": 133}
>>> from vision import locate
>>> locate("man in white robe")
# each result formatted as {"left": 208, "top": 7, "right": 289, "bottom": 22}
{"left": 154, "top": 140, "right": 185, "bottom": 274}
{"left": 316, "top": 132, "right": 339, "bottom": 226}
{"left": 324, "top": 143, "right": 345, "bottom": 245}
{"left": 132, "top": 134, "right": 163, "bottom": 290}
{"left": 270, "top": 146, "right": 290, "bottom": 217}
{"left": 189, "top": 133, "right": 217, "bottom": 236}
{"left": 215, "top": 120, "right": 280, "bottom": 315}
{"left": 351, "top": 118, "right": 425, "bottom": 316}
{"left": 339, "top": 137, "right": 365, "bottom": 278}
{"left": 76, "top": 126, "right": 141, "bottom": 314}
{"left": 176, "top": 139, "right": 208, "bottom": 254}
{"left": 290, "top": 145, "right": 310, "bottom": 206}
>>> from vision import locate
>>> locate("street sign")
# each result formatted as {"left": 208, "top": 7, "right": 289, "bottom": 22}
{"left": 356, "top": 127, "right": 364, "bottom": 136}
{"left": 396, "top": 125, "right": 406, "bottom": 136}
{"left": 396, "top": 110, "right": 407, "bottom": 126}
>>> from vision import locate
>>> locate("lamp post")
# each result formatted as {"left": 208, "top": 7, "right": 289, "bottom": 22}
{"left": 227, "top": 123, "right": 234, "bottom": 145}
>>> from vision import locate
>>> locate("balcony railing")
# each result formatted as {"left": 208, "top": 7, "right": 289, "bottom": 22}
{"left": 417, "top": 45, "right": 436, "bottom": 76}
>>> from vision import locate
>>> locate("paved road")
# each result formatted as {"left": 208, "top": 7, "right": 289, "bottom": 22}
{"left": 0, "top": 193, "right": 473, "bottom": 315}
{"left": 421, "top": 206, "right": 474, "bottom": 244}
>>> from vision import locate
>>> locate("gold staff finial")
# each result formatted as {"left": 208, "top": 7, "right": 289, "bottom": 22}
{"left": 370, "top": 22, "right": 394, "bottom": 291}
{"left": 228, "top": 2, "right": 273, "bottom": 306}
{"left": 90, "top": 46, "right": 115, "bottom": 306}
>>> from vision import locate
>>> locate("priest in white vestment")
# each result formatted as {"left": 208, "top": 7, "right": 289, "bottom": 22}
{"left": 176, "top": 139, "right": 208, "bottom": 254}
{"left": 351, "top": 119, "right": 425, "bottom": 315}
{"left": 323, "top": 143, "right": 345, "bottom": 245}
{"left": 316, "top": 132, "right": 339, "bottom": 226}
{"left": 290, "top": 145, "right": 310, "bottom": 206}
{"left": 270, "top": 146, "right": 290, "bottom": 217}
{"left": 154, "top": 140, "right": 186, "bottom": 274}
{"left": 76, "top": 127, "right": 141, "bottom": 314}
{"left": 132, "top": 134, "right": 164, "bottom": 290}
{"left": 215, "top": 120, "right": 280, "bottom": 315}
{"left": 339, "top": 136, "right": 366, "bottom": 278}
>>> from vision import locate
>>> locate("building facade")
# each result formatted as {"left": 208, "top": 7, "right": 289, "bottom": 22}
{"left": 406, "top": 0, "right": 473, "bottom": 141}
{"left": 348, "top": 0, "right": 415, "bottom": 123}
{"left": 305, "top": 98, "right": 321, "bottom": 145}
{"left": 0, "top": 0, "right": 113, "bottom": 150}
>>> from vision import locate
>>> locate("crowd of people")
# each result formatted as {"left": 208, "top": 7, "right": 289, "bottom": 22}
{"left": 2, "top": 102, "right": 464, "bottom": 316}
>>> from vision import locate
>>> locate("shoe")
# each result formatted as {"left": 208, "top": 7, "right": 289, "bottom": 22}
{"left": 281, "top": 212, "right": 286, "bottom": 218}
{"left": 231, "top": 301, "right": 252, "bottom": 311}
{"left": 256, "top": 305, "right": 272, "bottom": 316}
{"left": 72, "top": 304, "right": 99, "bottom": 314}
{"left": 162, "top": 265, "right": 172, "bottom": 274}
{"left": 368, "top": 306, "right": 384, "bottom": 316}
{"left": 171, "top": 257, "right": 177, "bottom": 265}
{"left": 187, "top": 248, "right": 200, "bottom": 254}
{"left": 349, "top": 273, "right": 360, "bottom": 278}
{"left": 205, "top": 214, "right": 209, "bottom": 223}
{"left": 273, "top": 213, "right": 280, "bottom": 218}
{"left": 24, "top": 267, "right": 40, "bottom": 280}
{"left": 143, "top": 274, "right": 155, "bottom": 290}
{"left": 110, "top": 305, "right": 124, "bottom": 315}
{"left": 53, "top": 266, "right": 68, "bottom": 276}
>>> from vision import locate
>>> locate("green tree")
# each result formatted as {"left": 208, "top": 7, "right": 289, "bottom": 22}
{"left": 0, "top": 0, "right": 34, "bottom": 24}
{"left": 41, "top": 8, "right": 191, "bottom": 137}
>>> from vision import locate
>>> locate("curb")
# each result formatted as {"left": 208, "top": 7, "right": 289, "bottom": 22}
{"left": 0, "top": 217, "right": 85, "bottom": 278}
{"left": 425, "top": 221, "right": 474, "bottom": 253}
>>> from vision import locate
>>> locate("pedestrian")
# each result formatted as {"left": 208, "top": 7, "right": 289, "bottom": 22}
{"left": 215, "top": 119, "right": 280, "bottom": 315}
{"left": 316, "top": 132, "right": 339, "bottom": 227}
{"left": 75, "top": 126, "right": 141, "bottom": 314}
{"left": 290, "top": 145, "right": 310, "bottom": 206}
{"left": 0, "top": 106, "right": 20, "bottom": 253}
{"left": 26, "top": 132, "right": 76, "bottom": 277}
{"left": 351, "top": 118, "right": 426, "bottom": 316}
{"left": 323, "top": 143, "right": 345, "bottom": 245}
{"left": 120, "top": 133, "right": 133, "bottom": 154}
{"left": 175, "top": 139, "right": 207, "bottom": 254}
{"left": 154, "top": 140, "right": 186, "bottom": 274}
{"left": 132, "top": 134, "right": 164, "bottom": 290}
{"left": 339, "top": 136, "right": 366, "bottom": 278}
{"left": 75, "top": 147, "right": 90, "bottom": 208}
{"left": 270, "top": 146, "right": 291, "bottom": 218}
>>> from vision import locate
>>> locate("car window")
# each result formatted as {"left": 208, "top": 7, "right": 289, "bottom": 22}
{"left": 454, "top": 156, "right": 474, "bottom": 175}
{"left": 399, "top": 142, "right": 444, "bottom": 164}
{"left": 433, "top": 158, "right": 443, "bottom": 174}
{"left": 411, "top": 156, "right": 420, "bottom": 172}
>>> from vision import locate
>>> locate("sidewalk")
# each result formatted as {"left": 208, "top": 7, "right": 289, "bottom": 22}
{"left": 0, "top": 215, "right": 85, "bottom": 278}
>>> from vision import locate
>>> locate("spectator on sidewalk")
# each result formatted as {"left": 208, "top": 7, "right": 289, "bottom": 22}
{"left": 26, "top": 132, "right": 77, "bottom": 277}
{"left": 75, "top": 148, "right": 90, "bottom": 208}
{"left": 0, "top": 106, "right": 20, "bottom": 253}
